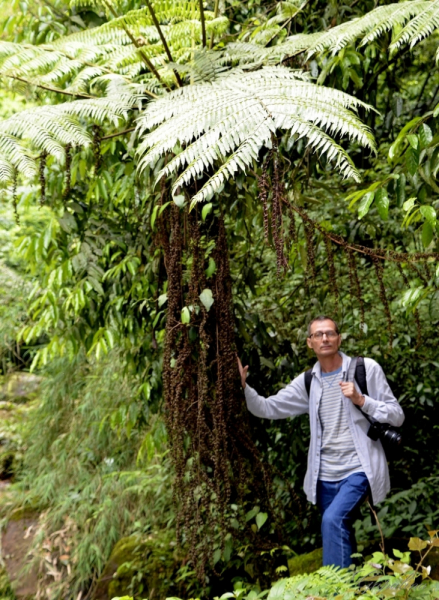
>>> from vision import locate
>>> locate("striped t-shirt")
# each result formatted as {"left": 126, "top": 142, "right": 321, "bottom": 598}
{"left": 318, "top": 367, "right": 363, "bottom": 481}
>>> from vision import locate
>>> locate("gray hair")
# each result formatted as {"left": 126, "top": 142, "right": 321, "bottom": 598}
{"left": 307, "top": 316, "right": 339, "bottom": 337}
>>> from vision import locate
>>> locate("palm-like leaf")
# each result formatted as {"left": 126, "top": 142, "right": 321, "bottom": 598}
{"left": 136, "top": 66, "right": 375, "bottom": 205}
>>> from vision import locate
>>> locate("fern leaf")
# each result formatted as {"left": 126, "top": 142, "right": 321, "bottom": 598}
{"left": 136, "top": 66, "right": 374, "bottom": 203}
{"left": 390, "top": 0, "right": 439, "bottom": 50}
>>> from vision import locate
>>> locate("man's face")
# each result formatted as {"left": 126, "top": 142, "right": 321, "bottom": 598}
{"left": 306, "top": 319, "right": 342, "bottom": 359}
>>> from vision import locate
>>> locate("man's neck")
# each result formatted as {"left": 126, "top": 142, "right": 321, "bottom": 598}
{"left": 318, "top": 352, "right": 343, "bottom": 374}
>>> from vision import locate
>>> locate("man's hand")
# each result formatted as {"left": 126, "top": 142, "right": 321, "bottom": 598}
{"left": 340, "top": 381, "right": 365, "bottom": 407}
{"left": 237, "top": 356, "right": 249, "bottom": 389}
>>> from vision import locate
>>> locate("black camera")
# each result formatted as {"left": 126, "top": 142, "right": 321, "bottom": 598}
{"left": 367, "top": 421, "right": 402, "bottom": 447}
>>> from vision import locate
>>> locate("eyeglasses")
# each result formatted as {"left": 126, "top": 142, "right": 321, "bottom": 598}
{"left": 308, "top": 331, "right": 339, "bottom": 340}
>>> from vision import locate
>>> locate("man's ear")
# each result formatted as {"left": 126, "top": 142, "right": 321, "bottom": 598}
{"left": 306, "top": 337, "right": 313, "bottom": 349}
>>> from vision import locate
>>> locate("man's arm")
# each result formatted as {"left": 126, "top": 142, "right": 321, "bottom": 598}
{"left": 238, "top": 358, "right": 309, "bottom": 420}
{"left": 357, "top": 358, "right": 404, "bottom": 426}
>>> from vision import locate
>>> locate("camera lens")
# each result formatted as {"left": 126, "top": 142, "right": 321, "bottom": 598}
{"left": 383, "top": 428, "right": 402, "bottom": 446}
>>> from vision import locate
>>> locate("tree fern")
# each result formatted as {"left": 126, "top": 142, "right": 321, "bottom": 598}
{"left": 136, "top": 66, "right": 375, "bottom": 205}
{"left": 0, "top": 94, "right": 135, "bottom": 181}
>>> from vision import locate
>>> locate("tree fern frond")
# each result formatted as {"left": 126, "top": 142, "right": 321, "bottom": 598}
{"left": 390, "top": 0, "right": 439, "bottom": 50}
{"left": 0, "top": 135, "right": 35, "bottom": 180}
{"left": 136, "top": 66, "right": 374, "bottom": 203}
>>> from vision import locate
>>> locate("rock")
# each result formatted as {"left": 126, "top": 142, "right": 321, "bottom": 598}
{"left": 1, "top": 373, "right": 41, "bottom": 404}
{"left": 1, "top": 511, "right": 39, "bottom": 599}
{"left": 92, "top": 532, "right": 183, "bottom": 600}
{"left": 288, "top": 547, "right": 322, "bottom": 576}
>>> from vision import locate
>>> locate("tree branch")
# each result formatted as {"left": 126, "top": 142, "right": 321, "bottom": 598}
{"left": 100, "top": 127, "right": 136, "bottom": 140}
{"left": 102, "top": 0, "right": 169, "bottom": 90}
{"left": 199, "top": 0, "right": 207, "bottom": 48}
{"left": 209, "top": 0, "right": 220, "bottom": 49}
{"left": 144, "top": 0, "right": 182, "bottom": 86}
{"left": 6, "top": 75, "right": 97, "bottom": 99}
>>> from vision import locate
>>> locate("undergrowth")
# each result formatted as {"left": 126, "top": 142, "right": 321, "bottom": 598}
{"left": 2, "top": 351, "right": 175, "bottom": 600}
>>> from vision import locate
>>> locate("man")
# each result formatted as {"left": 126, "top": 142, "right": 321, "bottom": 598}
{"left": 237, "top": 315, "right": 404, "bottom": 569}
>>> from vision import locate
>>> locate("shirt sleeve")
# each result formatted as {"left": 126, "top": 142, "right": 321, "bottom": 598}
{"left": 244, "top": 372, "right": 309, "bottom": 420}
{"left": 361, "top": 359, "right": 405, "bottom": 426}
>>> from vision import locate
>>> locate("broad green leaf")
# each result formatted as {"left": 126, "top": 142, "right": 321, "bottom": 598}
{"left": 173, "top": 194, "right": 185, "bottom": 207}
{"left": 158, "top": 293, "right": 168, "bottom": 307}
{"left": 406, "top": 134, "right": 418, "bottom": 149}
{"left": 406, "top": 147, "right": 419, "bottom": 176}
{"left": 403, "top": 197, "right": 417, "bottom": 212}
{"left": 408, "top": 537, "right": 428, "bottom": 551}
{"left": 388, "top": 116, "right": 422, "bottom": 160}
{"left": 202, "top": 202, "right": 213, "bottom": 221}
{"left": 245, "top": 506, "right": 260, "bottom": 521}
{"left": 181, "top": 306, "right": 190, "bottom": 324}
{"left": 422, "top": 221, "right": 434, "bottom": 248}
{"left": 199, "top": 288, "right": 214, "bottom": 311}
{"left": 396, "top": 173, "right": 406, "bottom": 207}
{"left": 256, "top": 512, "right": 268, "bottom": 529}
{"left": 375, "top": 188, "right": 389, "bottom": 220}
{"left": 420, "top": 123, "right": 433, "bottom": 148}
{"left": 150, "top": 204, "right": 160, "bottom": 229}
{"left": 357, "top": 191, "right": 374, "bottom": 219}
{"left": 420, "top": 205, "right": 437, "bottom": 226}
{"left": 205, "top": 257, "right": 216, "bottom": 278}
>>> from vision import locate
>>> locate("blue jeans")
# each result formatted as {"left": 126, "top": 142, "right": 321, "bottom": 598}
{"left": 317, "top": 472, "right": 370, "bottom": 568}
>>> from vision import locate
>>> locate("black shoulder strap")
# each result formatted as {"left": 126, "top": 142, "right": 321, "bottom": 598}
{"left": 304, "top": 357, "right": 369, "bottom": 397}
{"left": 304, "top": 368, "right": 313, "bottom": 397}
{"left": 355, "top": 357, "right": 369, "bottom": 396}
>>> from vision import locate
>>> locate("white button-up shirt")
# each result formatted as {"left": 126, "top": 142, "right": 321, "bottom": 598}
{"left": 244, "top": 351, "right": 405, "bottom": 505}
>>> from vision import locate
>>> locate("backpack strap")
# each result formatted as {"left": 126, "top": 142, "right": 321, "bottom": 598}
{"left": 355, "top": 357, "right": 369, "bottom": 396}
{"left": 304, "top": 368, "right": 313, "bottom": 397}
{"left": 304, "top": 357, "right": 369, "bottom": 397}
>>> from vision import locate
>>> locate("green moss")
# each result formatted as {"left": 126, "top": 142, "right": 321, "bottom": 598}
{"left": 93, "top": 532, "right": 184, "bottom": 600}
{"left": 288, "top": 548, "right": 323, "bottom": 577}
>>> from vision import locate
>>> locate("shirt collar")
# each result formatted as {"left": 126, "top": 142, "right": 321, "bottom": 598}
{"left": 311, "top": 351, "right": 351, "bottom": 381}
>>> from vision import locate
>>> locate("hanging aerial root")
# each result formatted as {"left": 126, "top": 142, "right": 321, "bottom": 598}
{"left": 92, "top": 125, "right": 103, "bottom": 171}
{"left": 290, "top": 204, "right": 439, "bottom": 264}
{"left": 161, "top": 204, "right": 300, "bottom": 580}
{"left": 12, "top": 170, "right": 19, "bottom": 225}
{"left": 39, "top": 151, "right": 48, "bottom": 206}
{"left": 272, "top": 150, "right": 288, "bottom": 274}
{"left": 63, "top": 144, "right": 72, "bottom": 200}
{"left": 347, "top": 249, "right": 365, "bottom": 328}
{"left": 324, "top": 236, "right": 339, "bottom": 312}
{"left": 373, "top": 257, "right": 393, "bottom": 347}
{"left": 257, "top": 159, "right": 271, "bottom": 243}
{"left": 397, "top": 263, "right": 422, "bottom": 348}
{"left": 303, "top": 219, "right": 316, "bottom": 282}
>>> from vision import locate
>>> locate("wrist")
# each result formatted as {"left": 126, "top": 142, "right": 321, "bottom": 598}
{"left": 357, "top": 395, "right": 365, "bottom": 407}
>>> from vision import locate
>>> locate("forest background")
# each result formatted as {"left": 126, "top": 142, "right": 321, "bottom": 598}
{"left": 0, "top": 0, "right": 439, "bottom": 599}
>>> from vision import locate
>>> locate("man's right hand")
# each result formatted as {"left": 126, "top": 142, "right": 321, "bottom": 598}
{"left": 237, "top": 356, "right": 249, "bottom": 389}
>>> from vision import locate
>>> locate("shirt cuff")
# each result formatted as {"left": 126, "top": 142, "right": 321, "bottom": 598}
{"left": 361, "top": 395, "right": 377, "bottom": 416}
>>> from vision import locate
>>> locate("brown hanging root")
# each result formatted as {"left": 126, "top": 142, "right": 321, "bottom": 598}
{"left": 161, "top": 205, "right": 301, "bottom": 580}
{"left": 290, "top": 203, "right": 439, "bottom": 264}
{"left": 373, "top": 257, "right": 393, "bottom": 347}
{"left": 272, "top": 150, "right": 288, "bottom": 274}
{"left": 63, "top": 144, "right": 72, "bottom": 200}
{"left": 257, "top": 157, "right": 271, "bottom": 243}
{"left": 92, "top": 125, "right": 103, "bottom": 170}
{"left": 303, "top": 219, "right": 316, "bottom": 281}
{"left": 12, "top": 171, "right": 19, "bottom": 225}
{"left": 287, "top": 200, "right": 298, "bottom": 246}
{"left": 347, "top": 249, "right": 365, "bottom": 328}
{"left": 39, "top": 151, "right": 48, "bottom": 206}
{"left": 397, "top": 263, "right": 422, "bottom": 348}
{"left": 324, "top": 236, "right": 339, "bottom": 312}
